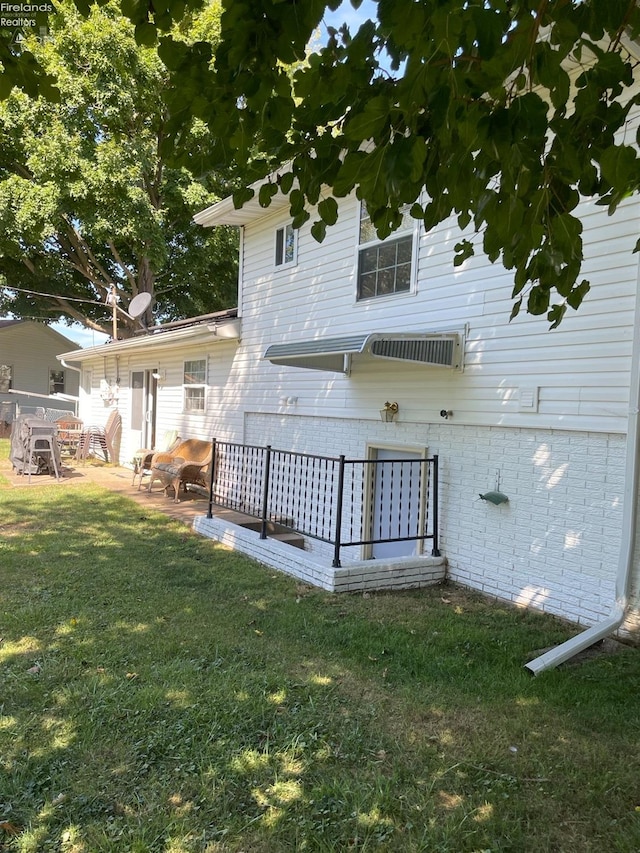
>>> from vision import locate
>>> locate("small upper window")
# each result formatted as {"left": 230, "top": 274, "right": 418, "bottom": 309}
{"left": 49, "top": 369, "right": 65, "bottom": 395}
{"left": 357, "top": 205, "right": 415, "bottom": 301}
{"left": 183, "top": 358, "right": 206, "bottom": 412}
{"left": 275, "top": 223, "right": 296, "bottom": 267}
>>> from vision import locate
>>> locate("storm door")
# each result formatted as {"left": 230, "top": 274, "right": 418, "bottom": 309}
{"left": 131, "top": 370, "right": 157, "bottom": 451}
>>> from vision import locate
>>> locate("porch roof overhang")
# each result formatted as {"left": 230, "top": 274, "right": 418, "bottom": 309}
{"left": 264, "top": 331, "right": 464, "bottom": 373}
{"left": 56, "top": 310, "right": 241, "bottom": 364}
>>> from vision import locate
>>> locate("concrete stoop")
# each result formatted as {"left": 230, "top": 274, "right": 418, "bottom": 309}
{"left": 193, "top": 513, "right": 446, "bottom": 593}
{"left": 210, "top": 507, "right": 305, "bottom": 550}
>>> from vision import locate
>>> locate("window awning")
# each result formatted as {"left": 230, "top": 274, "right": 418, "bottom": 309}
{"left": 264, "top": 332, "right": 463, "bottom": 373}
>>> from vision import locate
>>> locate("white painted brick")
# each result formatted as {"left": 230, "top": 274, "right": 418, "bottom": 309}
{"left": 220, "top": 415, "right": 634, "bottom": 627}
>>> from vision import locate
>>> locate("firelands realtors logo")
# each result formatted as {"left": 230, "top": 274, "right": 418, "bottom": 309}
{"left": 1, "top": 2, "right": 55, "bottom": 43}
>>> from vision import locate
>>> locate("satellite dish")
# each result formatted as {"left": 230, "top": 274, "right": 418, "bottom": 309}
{"left": 128, "top": 292, "right": 152, "bottom": 319}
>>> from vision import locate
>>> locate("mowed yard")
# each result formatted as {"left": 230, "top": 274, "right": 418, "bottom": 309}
{"left": 1, "top": 439, "right": 639, "bottom": 852}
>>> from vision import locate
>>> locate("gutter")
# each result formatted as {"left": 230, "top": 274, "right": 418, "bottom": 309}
{"left": 56, "top": 313, "right": 241, "bottom": 363}
{"left": 525, "top": 256, "right": 640, "bottom": 675}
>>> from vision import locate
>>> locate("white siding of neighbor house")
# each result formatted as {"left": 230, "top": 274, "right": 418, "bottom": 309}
{"left": 0, "top": 321, "right": 80, "bottom": 417}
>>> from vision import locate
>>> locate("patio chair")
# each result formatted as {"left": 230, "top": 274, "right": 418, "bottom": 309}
{"left": 131, "top": 430, "right": 181, "bottom": 489}
{"left": 76, "top": 409, "right": 122, "bottom": 464}
{"left": 56, "top": 415, "right": 83, "bottom": 458}
{"left": 147, "top": 438, "right": 212, "bottom": 503}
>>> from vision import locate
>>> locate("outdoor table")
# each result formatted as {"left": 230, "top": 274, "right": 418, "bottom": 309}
{"left": 9, "top": 415, "right": 62, "bottom": 481}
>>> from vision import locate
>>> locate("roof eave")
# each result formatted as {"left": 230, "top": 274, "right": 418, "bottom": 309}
{"left": 195, "top": 191, "right": 292, "bottom": 227}
{"left": 57, "top": 313, "right": 241, "bottom": 362}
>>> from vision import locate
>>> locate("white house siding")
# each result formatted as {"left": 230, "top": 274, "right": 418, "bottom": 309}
{"left": 74, "top": 336, "right": 244, "bottom": 466}
{"left": 236, "top": 193, "right": 638, "bottom": 437}
{"left": 227, "top": 186, "right": 640, "bottom": 629}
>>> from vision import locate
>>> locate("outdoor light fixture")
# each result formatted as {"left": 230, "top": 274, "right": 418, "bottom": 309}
{"left": 380, "top": 401, "right": 399, "bottom": 423}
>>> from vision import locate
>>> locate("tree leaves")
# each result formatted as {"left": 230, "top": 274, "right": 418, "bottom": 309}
{"left": 343, "top": 95, "right": 391, "bottom": 141}
{"left": 0, "top": 0, "right": 238, "bottom": 337}
{"left": 318, "top": 196, "right": 338, "bottom": 226}
{"left": 600, "top": 145, "right": 640, "bottom": 193}
{"left": 4, "top": 0, "right": 640, "bottom": 327}
{"left": 454, "top": 240, "right": 474, "bottom": 268}
{"left": 258, "top": 182, "right": 277, "bottom": 208}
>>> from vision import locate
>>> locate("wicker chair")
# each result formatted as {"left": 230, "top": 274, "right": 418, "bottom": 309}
{"left": 147, "top": 438, "right": 212, "bottom": 502}
{"left": 132, "top": 430, "right": 181, "bottom": 489}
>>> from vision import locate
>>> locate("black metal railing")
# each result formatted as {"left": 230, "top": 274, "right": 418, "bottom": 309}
{"left": 207, "top": 439, "right": 439, "bottom": 568}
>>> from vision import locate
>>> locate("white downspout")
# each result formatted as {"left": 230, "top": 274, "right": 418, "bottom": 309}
{"left": 59, "top": 359, "right": 82, "bottom": 417}
{"left": 525, "top": 258, "right": 640, "bottom": 675}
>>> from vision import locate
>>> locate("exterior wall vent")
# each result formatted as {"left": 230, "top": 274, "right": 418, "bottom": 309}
{"left": 370, "top": 335, "right": 460, "bottom": 368}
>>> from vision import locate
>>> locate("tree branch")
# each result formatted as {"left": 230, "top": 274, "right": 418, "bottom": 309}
{"left": 108, "top": 240, "right": 137, "bottom": 291}
{"left": 60, "top": 215, "right": 113, "bottom": 290}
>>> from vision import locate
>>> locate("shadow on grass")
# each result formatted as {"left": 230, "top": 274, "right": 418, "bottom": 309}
{"left": 1, "top": 484, "right": 640, "bottom": 852}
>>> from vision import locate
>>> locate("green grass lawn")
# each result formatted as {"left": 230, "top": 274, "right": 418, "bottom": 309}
{"left": 1, "top": 438, "right": 639, "bottom": 852}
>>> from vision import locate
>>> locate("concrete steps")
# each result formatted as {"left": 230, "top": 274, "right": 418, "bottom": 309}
{"left": 204, "top": 505, "right": 306, "bottom": 551}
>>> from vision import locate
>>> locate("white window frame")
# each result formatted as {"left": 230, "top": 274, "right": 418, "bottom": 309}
{"left": 275, "top": 222, "right": 297, "bottom": 268}
{"left": 183, "top": 357, "right": 207, "bottom": 413}
{"left": 49, "top": 368, "right": 65, "bottom": 395}
{"left": 356, "top": 203, "right": 418, "bottom": 302}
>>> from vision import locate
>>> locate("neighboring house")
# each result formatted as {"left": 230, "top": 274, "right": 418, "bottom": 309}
{"left": 0, "top": 319, "right": 80, "bottom": 423}
{"left": 57, "top": 181, "right": 640, "bottom": 665}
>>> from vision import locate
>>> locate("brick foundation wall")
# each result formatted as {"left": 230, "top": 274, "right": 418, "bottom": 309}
{"left": 244, "top": 413, "right": 627, "bottom": 626}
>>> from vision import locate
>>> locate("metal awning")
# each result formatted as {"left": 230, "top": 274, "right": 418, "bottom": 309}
{"left": 264, "top": 331, "right": 463, "bottom": 373}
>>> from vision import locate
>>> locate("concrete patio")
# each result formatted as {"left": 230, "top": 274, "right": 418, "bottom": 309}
{"left": 1, "top": 455, "right": 209, "bottom": 528}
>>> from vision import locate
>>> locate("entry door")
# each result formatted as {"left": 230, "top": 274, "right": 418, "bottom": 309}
{"left": 131, "top": 370, "right": 157, "bottom": 450}
{"left": 369, "top": 447, "right": 424, "bottom": 559}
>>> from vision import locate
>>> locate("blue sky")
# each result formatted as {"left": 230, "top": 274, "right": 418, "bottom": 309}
{"left": 51, "top": 320, "right": 108, "bottom": 348}
{"left": 323, "top": 0, "right": 377, "bottom": 33}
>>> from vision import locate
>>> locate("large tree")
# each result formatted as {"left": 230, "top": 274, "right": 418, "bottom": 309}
{"left": 3, "top": 1, "right": 640, "bottom": 328}
{"left": 0, "top": 0, "right": 238, "bottom": 338}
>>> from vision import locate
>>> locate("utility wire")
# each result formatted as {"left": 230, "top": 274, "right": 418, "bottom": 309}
{"left": 2, "top": 284, "right": 108, "bottom": 306}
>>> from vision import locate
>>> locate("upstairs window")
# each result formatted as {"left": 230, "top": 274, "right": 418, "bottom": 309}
{"left": 357, "top": 205, "right": 415, "bottom": 300}
{"left": 49, "top": 369, "right": 65, "bottom": 395}
{"left": 183, "top": 358, "right": 206, "bottom": 412}
{"left": 275, "top": 223, "right": 296, "bottom": 267}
